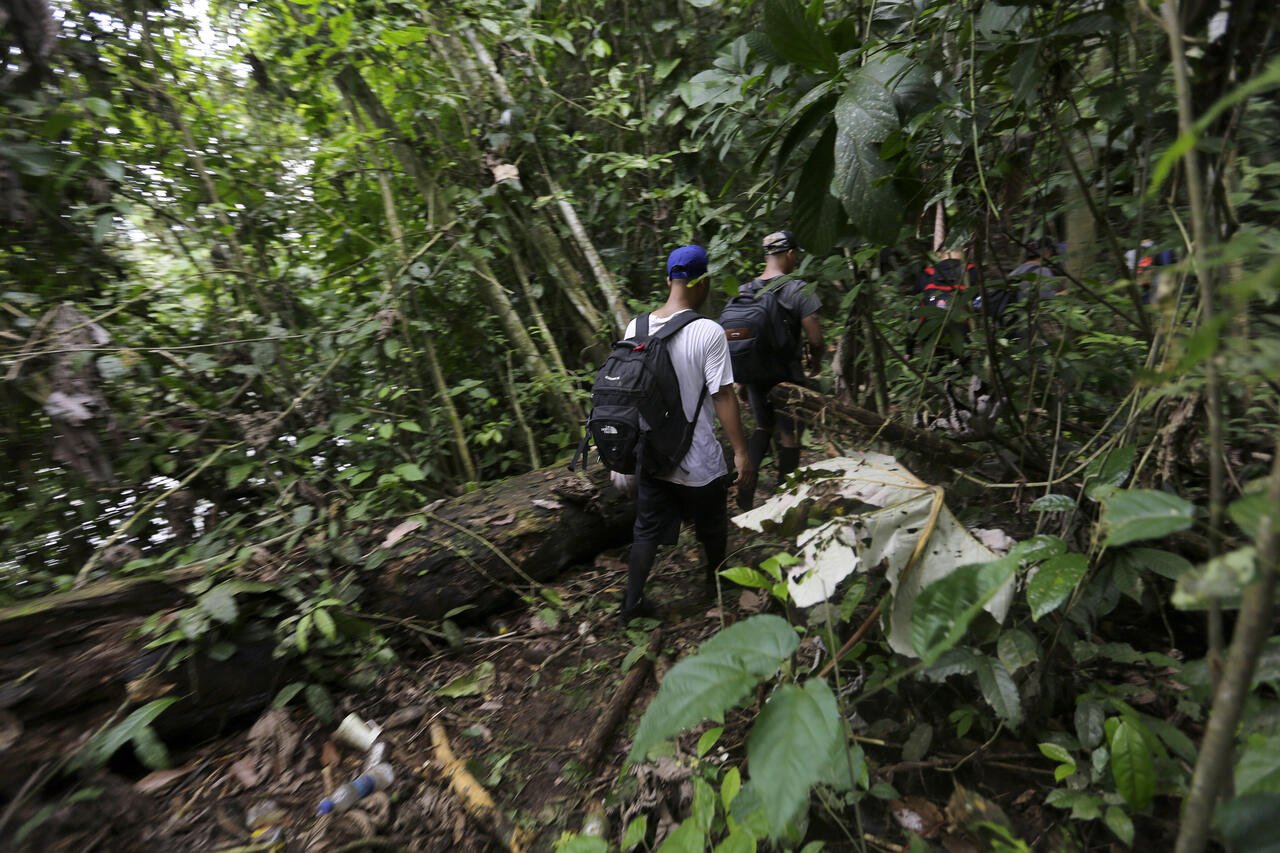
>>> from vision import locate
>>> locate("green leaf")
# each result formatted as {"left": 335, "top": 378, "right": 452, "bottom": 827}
{"left": 696, "top": 615, "right": 800, "bottom": 672}
{"left": 997, "top": 629, "right": 1039, "bottom": 674}
{"left": 1107, "top": 718, "right": 1155, "bottom": 810}
{"left": 832, "top": 68, "right": 901, "bottom": 246}
{"left": 1101, "top": 489, "right": 1196, "bottom": 547}
{"left": 1026, "top": 553, "right": 1089, "bottom": 621}
{"left": 272, "top": 682, "right": 305, "bottom": 709}
{"left": 1215, "top": 793, "right": 1280, "bottom": 853}
{"left": 131, "top": 725, "right": 172, "bottom": 770}
{"left": 1235, "top": 733, "right": 1280, "bottom": 794}
{"left": 1083, "top": 447, "right": 1135, "bottom": 499}
{"left": 791, "top": 125, "right": 844, "bottom": 255}
{"left": 393, "top": 463, "right": 426, "bottom": 482}
{"left": 910, "top": 556, "right": 1018, "bottom": 661}
{"left": 1113, "top": 547, "right": 1193, "bottom": 581}
{"left": 295, "top": 613, "right": 311, "bottom": 653}
{"left": 1173, "top": 547, "right": 1257, "bottom": 610}
{"left": 720, "top": 566, "right": 772, "bottom": 589}
{"left": 383, "top": 25, "right": 430, "bottom": 46}
{"left": 1029, "top": 494, "right": 1076, "bottom": 512}
{"left": 1038, "top": 742, "right": 1076, "bottom": 782}
{"left": 1229, "top": 491, "right": 1271, "bottom": 540}
{"left": 714, "top": 828, "right": 758, "bottom": 853}
{"left": 1045, "top": 788, "right": 1103, "bottom": 821}
{"left": 746, "top": 680, "right": 841, "bottom": 839}
{"left": 631, "top": 657, "right": 768, "bottom": 761}
{"left": 696, "top": 726, "right": 723, "bottom": 758}
{"left": 762, "top": 0, "right": 836, "bottom": 72}
{"left": 975, "top": 657, "right": 1023, "bottom": 727}
{"left": 226, "top": 463, "right": 254, "bottom": 489}
{"left": 199, "top": 583, "right": 239, "bottom": 625}
{"left": 658, "top": 819, "right": 707, "bottom": 853}
{"left": 437, "top": 661, "right": 496, "bottom": 698}
{"left": 313, "top": 607, "right": 337, "bottom": 641}
{"left": 305, "top": 683, "right": 336, "bottom": 724}
{"left": 622, "top": 814, "right": 648, "bottom": 851}
{"left": 71, "top": 699, "right": 178, "bottom": 771}
{"left": 1104, "top": 806, "right": 1135, "bottom": 847}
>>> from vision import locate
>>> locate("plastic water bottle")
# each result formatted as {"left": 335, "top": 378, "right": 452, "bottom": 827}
{"left": 317, "top": 763, "right": 394, "bottom": 815}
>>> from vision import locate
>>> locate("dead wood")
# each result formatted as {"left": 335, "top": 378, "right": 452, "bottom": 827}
{"left": 580, "top": 627, "right": 662, "bottom": 771}
{"left": 429, "top": 721, "right": 530, "bottom": 851}
{"left": 769, "top": 383, "right": 983, "bottom": 468}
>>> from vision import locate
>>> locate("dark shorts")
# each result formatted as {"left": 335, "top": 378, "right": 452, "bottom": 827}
{"left": 633, "top": 473, "right": 729, "bottom": 547}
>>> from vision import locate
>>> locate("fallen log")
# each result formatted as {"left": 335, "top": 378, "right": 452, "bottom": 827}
{"left": 367, "top": 464, "right": 633, "bottom": 621}
{"left": 0, "top": 462, "right": 632, "bottom": 795}
{"left": 770, "top": 383, "right": 982, "bottom": 468}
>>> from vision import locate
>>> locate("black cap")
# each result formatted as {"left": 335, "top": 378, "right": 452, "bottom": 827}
{"left": 763, "top": 230, "right": 798, "bottom": 255}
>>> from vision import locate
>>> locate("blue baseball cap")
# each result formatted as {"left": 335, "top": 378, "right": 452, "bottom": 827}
{"left": 666, "top": 244, "right": 708, "bottom": 281}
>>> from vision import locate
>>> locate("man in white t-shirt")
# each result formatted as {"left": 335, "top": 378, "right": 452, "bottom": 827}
{"left": 620, "top": 245, "right": 753, "bottom": 621}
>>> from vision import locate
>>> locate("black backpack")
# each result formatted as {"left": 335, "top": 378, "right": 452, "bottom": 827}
{"left": 718, "top": 277, "right": 799, "bottom": 386}
{"left": 570, "top": 312, "right": 707, "bottom": 476}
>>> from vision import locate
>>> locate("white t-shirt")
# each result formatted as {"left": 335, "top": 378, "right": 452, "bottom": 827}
{"left": 625, "top": 309, "right": 734, "bottom": 486}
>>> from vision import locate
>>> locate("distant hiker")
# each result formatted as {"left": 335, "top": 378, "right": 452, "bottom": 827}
{"left": 720, "top": 230, "right": 823, "bottom": 510}
{"left": 908, "top": 248, "right": 972, "bottom": 363}
{"left": 975, "top": 238, "right": 1060, "bottom": 328}
{"left": 1009, "top": 238, "right": 1062, "bottom": 303}
{"left": 588, "top": 245, "right": 752, "bottom": 621}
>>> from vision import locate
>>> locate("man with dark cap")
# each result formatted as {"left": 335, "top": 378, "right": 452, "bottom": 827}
{"left": 735, "top": 230, "right": 823, "bottom": 510}
{"left": 619, "top": 244, "right": 753, "bottom": 621}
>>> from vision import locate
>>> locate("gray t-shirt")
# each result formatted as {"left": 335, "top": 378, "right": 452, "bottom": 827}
{"left": 625, "top": 310, "right": 734, "bottom": 487}
{"left": 741, "top": 276, "right": 821, "bottom": 377}
{"left": 745, "top": 276, "right": 822, "bottom": 319}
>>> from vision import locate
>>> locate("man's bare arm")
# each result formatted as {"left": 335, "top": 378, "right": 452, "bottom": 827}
{"left": 712, "top": 385, "right": 752, "bottom": 488}
{"left": 801, "top": 314, "right": 824, "bottom": 375}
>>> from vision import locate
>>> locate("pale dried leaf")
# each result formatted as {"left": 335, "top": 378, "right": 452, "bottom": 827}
{"left": 531, "top": 498, "right": 564, "bottom": 511}
{"left": 382, "top": 519, "right": 422, "bottom": 549}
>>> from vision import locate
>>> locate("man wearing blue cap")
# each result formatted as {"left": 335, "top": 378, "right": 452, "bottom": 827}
{"left": 619, "top": 244, "right": 753, "bottom": 620}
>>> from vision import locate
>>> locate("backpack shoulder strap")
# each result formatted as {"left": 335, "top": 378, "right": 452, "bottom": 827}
{"left": 635, "top": 314, "right": 649, "bottom": 338}
{"left": 649, "top": 310, "right": 702, "bottom": 341}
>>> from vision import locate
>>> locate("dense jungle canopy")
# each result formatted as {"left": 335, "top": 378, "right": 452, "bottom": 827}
{"left": 1, "top": 0, "right": 1279, "bottom": 850}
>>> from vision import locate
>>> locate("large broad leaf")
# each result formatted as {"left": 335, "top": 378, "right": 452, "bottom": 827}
{"left": 1100, "top": 489, "right": 1195, "bottom": 547}
{"left": 1112, "top": 547, "right": 1193, "bottom": 581}
{"left": 697, "top": 615, "right": 800, "bottom": 676}
{"left": 791, "top": 125, "right": 845, "bottom": 255}
{"left": 1107, "top": 718, "right": 1155, "bottom": 810}
{"left": 861, "top": 53, "right": 934, "bottom": 115}
{"left": 746, "top": 680, "right": 841, "bottom": 839}
{"left": 1026, "top": 553, "right": 1089, "bottom": 621}
{"left": 763, "top": 0, "right": 837, "bottom": 73}
{"left": 832, "top": 68, "right": 901, "bottom": 246}
{"left": 911, "top": 556, "right": 1018, "bottom": 661}
{"left": 629, "top": 616, "right": 798, "bottom": 760}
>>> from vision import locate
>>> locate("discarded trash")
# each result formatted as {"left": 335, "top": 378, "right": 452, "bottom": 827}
{"left": 364, "top": 740, "right": 388, "bottom": 771}
{"left": 334, "top": 712, "right": 382, "bottom": 752}
{"left": 581, "top": 802, "right": 609, "bottom": 837}
{"left": 246, "top": 800, "right": 287, "bottom": 843}
{"left": 317, "top": 763, "right": 395, "bottom": 815}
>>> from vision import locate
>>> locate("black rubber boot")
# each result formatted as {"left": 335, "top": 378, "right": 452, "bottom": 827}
{"left": 621, "top": 541, "right": 659, "bottom": 620}
{"left": 777, "top": 446, "right": 801, "bottom": 485}
{"left": 736, "top": 429, "right": 773, "bottom": 511}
